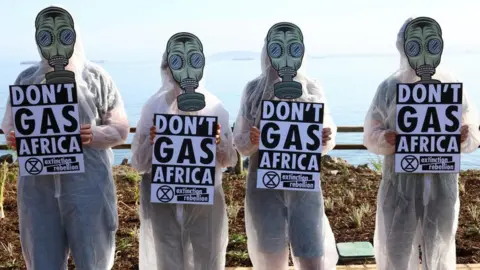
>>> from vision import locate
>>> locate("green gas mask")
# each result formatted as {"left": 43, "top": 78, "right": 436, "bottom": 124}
{"left": 266, "top": 22, "right": 305, "bottom": 99}
{"left": 166, "top": 32, "right": 206, "bottom": 112}
{"left": 35, "top": 6, "right": 76, "bottom": 84}
{"left": 404, "top": 17, "right": 443, "bottom": 82}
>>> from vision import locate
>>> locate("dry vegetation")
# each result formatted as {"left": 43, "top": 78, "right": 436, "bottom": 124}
{"left": 1, "top": 156, "right": 479, "bottom": 269}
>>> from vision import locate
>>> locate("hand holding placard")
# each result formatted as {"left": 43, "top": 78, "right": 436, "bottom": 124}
{"left": 80, "top": 124, "right": 92, "bottom": 145}
{"left": 250, "top": 126, "right": 260, "bottom": 145}
{"left": 216, "top": 124, "right": 221, "bottom": 145}
{"left": 150, "top": 126, "right": 156, "bottom": 145}
{"left": 322, "top": 128, "right": 332, "bottom": 146}
{"left": 385, "top": 130, "right": 397, "bottom": 146}
{"left": 6, "top": 131, "right": 16, "bottom": 150}
{"left": 461, "top": 125, "right": 468, "bottom": 143}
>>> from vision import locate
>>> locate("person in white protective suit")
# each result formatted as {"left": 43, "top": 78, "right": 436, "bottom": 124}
{"left": 233, "top": 25, "right": 339, "bottom": 270}
{"left": 131, "top": 32, "right": 238, "bottom": 270}
{"left": 363, "top": 17, "right": 480, "bottom": 270}
{"left": 2, "top": 6, "right": 129, "bottom": 270}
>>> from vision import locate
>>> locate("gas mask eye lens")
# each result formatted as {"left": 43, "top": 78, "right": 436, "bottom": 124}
{"left": 268, "top": 43, "right": 283, "bottom": 58}
{"left": 189, "top": 53, "right": 204, "bottom": 68}
{"left": 59, "top": 29, "right": 75, "bottom": 45}
{"left": 427, "top": 38, "right": 442, "bottom": 55}
{"left": 169, "top": 54, "right": 184, "bottom": 70}
{"left": 37, "top": 30, "right": 53, "bottom": 47}
{"left": 289, "top": 42, "right": 304, "bottom": 58}
{"left": 405, "top": 40, "right": 421, "bottom": 57}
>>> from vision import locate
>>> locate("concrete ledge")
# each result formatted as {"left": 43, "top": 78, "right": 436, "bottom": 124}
{"left": 225, "top": 264, "right": 480, "bottom": 270}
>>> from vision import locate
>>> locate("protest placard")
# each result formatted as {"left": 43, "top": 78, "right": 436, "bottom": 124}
{"left": 9, "top": 83, "right": 84, "bottom": 176}
{"left": 257, "top": 100, "right": 324, "bottom": 191}
{"left": 395, "top": 83, "right": 463, "bottom": 173}
{"left": 151, "top": 114, "right": 217, "bottom": 204}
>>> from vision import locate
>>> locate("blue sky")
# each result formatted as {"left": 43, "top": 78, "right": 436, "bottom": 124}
{"left": 1, "top": 0, "right": 479, "bottom": 62}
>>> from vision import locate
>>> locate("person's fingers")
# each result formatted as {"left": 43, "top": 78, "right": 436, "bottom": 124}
{"left": 80, "top": 128, "right": 92, "bottom": 135}
{"left": 7, "top": 135, "right": 16, "bottom": 146}
{"left": 461, "top": 130, "right": 468, "bottom": 142}
{"left": 81, "top": 135, "right": 92, "bottom": 145}
{"left": 81, "top": 124, "right": 91, "bottom": 129}
{"left": 81, "top": 134, "right": 92, "bottom": 140}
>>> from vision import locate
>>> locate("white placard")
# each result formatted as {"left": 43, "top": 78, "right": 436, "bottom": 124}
{"left": 151, "top": 114, "right": 217, "bottom": 205}
{"left": 9, "top": 83, "right": 84, "bottom": 176}
{"left": 395, "top": 83, "right": 462, "bottom": 173}
{"left": 257, "top": 100, "right": 324, "bottom": 191}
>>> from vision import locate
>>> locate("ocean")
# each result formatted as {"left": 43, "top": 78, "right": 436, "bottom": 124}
{"left": 1, "top": 53, "right": 480, "bottom": 168}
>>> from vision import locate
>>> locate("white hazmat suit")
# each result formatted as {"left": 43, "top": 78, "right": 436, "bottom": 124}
{"left": 233, "top": 38, "right": 339, "bottom": 270}
{"left": 1, "top": 6, "right": 129, "bottom": 270}
{"left": 131, "top": 51, "right": 238, "bottom": 270}
{"left": 363, "top": 17, "right": 480, "bottom": 270}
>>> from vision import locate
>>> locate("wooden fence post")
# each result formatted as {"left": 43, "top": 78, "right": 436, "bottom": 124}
{"left": 232, "top": 124, "right": 243, "bottom": 174}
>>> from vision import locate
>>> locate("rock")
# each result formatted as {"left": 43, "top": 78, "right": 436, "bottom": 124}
{"left": 121, "top": 158, "right": 129, "bottom": 166}
{"left": 322, "top": 155, "right": 334, "bottom": 164}
{"left": 358, "top": 163, "right": 369, "bottom": 169}
{"left": 335, "top": 157, "right": 349, "bottom": 165}
{"left": 347, "top": 177, "right": 357, "bottom": 183}
{"left": 0, "top": 154, "right": 13, "bottom": 164}
{"left": 328, "top": 170, "right": 339, "bottom": 176}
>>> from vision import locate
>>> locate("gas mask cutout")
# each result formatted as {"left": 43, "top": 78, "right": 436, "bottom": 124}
{"left": 166, "top": 32, "right": 206, "bottom": 112}
{"left": 403, "top": 17, "right": 443, "bottom": 83}
{"left": 35, "top": 6, "right": 77, "bottom": 84}
{"left": 266, "top": 22, "right": 305, "bottom": 99}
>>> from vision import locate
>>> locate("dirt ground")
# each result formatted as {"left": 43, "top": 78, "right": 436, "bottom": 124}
{"left": 0, "top": 156, "right": 479, "bottom": 269}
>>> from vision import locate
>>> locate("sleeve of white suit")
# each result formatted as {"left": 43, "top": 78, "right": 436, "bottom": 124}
{"left": 363, "top": 80, "right": 396, "bottom": 156}
{"left": 215, "top": 106, "right": 238, "bottom": 168}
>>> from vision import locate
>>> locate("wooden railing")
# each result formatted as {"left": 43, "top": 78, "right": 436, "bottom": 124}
{"left": 0, "top": 126, "right": 367, "bottom": 151}
{"left": 3, "top": 125, "right": 480, "bottom": 151}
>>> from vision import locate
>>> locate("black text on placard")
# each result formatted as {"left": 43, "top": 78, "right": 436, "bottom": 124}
{"left": 9, "top": 83, "right": 84, "bottom": 176}
{"left": 257, "top": 100, "right": 324, "bottom": 191}
{"left": 395, "top": 83, "right": 463, "bottom": 173}
{"left": 150, "top": 114, "right": 217, "bottom": 205}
